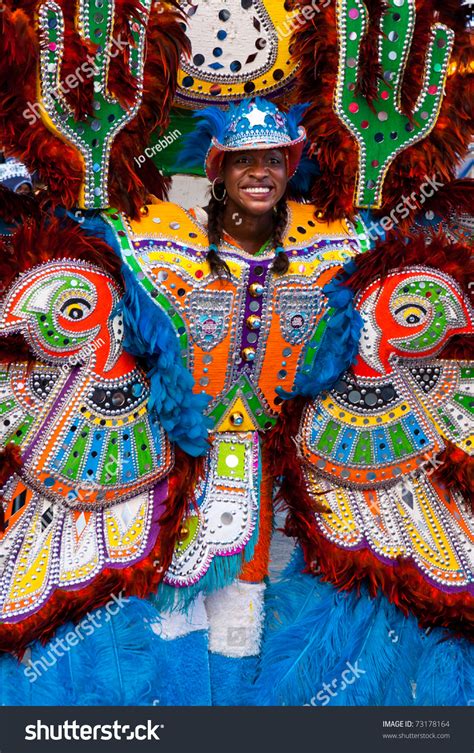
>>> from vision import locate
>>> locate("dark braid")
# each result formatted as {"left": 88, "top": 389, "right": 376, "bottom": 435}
{"left": 206, "top": 194, "right": 231, "bottom": 277}
{"left": 271, "top": 195, "right": 290, "bottom": 275}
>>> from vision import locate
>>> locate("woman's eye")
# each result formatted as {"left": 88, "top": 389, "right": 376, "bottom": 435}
{"left": 60, "top": 297, "right": 91, "bottom": 321}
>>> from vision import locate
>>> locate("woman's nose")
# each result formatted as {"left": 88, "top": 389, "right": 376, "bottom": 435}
{"left": 249, "top": 162, "right": 269, "bottom": 179}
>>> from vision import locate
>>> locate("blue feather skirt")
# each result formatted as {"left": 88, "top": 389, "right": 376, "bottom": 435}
{"left": 249, "top": 549, "right": 474, "bottom": 707}
{"left": 0, "top": 594, "right": 255, "bottom": 706}
{"left": 1, "top": 551, "right": 472, "bottom": 706}
{"left": 0, "top": 597, "right": 212, "bottom": 706}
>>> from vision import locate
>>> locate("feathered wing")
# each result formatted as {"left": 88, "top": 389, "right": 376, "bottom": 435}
{"left": 266, "top": 235, "right": 474, "bottom": 638}
{"left": 0, "top": 217, "right": 201, "bottom": 654}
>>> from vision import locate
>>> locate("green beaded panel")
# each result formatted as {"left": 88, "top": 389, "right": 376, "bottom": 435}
{"left": 335, "top": 0, "right": 454, "bottom": 208}
{"left": 38, "top": 0, "right": 152, "bottom": 208}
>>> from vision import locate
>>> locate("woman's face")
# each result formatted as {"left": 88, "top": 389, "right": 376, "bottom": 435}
{"left": 221, "top": 148, "right": 288, "bottom": 217}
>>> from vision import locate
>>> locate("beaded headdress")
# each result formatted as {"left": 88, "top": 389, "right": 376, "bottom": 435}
{"left": 180, "top": 97, "right": 308, "bottom": 181}
{"left": 0, "top": 159, "right": 32, "bottom": 193}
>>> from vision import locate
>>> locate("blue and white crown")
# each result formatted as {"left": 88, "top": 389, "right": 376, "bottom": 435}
{"left": 0, "top": 158, "right": 32, "bottom": 192}
{"left": 180, "top": 96, "right": 308, "bottom": 181}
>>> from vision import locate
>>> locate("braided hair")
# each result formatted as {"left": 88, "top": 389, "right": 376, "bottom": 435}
{"left": 207, "top": 192, "right": 231, "bottom": 277}
{"left": 206, "top": 191, "right": 290, "bottom": 277}
{"left": 271, "top": 195, "right": 290, "bottom": 274}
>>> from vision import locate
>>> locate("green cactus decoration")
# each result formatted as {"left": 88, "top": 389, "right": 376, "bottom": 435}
{"left": 335, "top": 0, "right": 454, "bottom": 208}
{"left": 38, "top": 0, "right": 152, "bottom": 209}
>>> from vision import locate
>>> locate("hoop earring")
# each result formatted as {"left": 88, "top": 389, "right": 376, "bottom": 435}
{"left": 211, "top": 178, "right": 227, "bottom": 202}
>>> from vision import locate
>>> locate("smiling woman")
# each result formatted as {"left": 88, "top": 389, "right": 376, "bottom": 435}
{"left": 180, "top": 98, "right": 308, "bottom": 276}
{"left": 110, "top": 96, "right": 368, "bottom": 705}
{"left": 206, "top": 147, "right": 291, "bottom": 276}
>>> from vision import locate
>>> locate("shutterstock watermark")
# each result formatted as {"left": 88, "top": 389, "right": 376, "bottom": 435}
{"left": 303, "top": 659, "right": 366, "bottom": 706}
{"left": 275, "top": 0, "right": 331, "bottom": 40}
{"left": 64, "top": 449, "right": 119, "bottom": 506}
{"left": 364, "top": 173, "right": 445, "bottom": 242}
{"left": 134, "top": 129, "right": 182, "bottom": 168}
{"left": 23, "top": 35, "right": 130, "bottom": 126}
{"left": 25, "top": 719, "right": 164, "bottom": 742}
{"left": 391, "top": 450, "right": 444, "bottom": 505}
{"left": 22, "top": 591, "right": 129, "bottom": 683}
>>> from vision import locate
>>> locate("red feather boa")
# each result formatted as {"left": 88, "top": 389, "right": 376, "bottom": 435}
{"left": 345, "top": 232, "right": 474, "bottom": 302}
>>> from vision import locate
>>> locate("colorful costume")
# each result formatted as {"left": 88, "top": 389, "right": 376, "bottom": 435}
{"left": 0, "top": 0, "right": 472, "bottom": 706}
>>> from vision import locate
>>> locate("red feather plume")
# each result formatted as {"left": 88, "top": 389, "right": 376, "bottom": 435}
{"left": 0, "top": 215, "right": 123, "bottom": 289}
{"left": 432, "top": 441, "right": 474, "bottom": 513}
{"left": 345, "top": 231, "right": 474, "bottom": 302}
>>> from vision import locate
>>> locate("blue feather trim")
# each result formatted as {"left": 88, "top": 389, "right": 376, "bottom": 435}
{"left": 119, "top": 265, "right": 212, "bottom": 456}
{"left": 153, "top": 550, "right": 251, "bottom": 613}
{"left": 278, "top": 261, "right": 363, "bottom": 399}
{"left": 250, "top": 548, "right": 474, "bottom": 706}
{"left": 78, "top": 210, "right": 123, "bottom": 252}
{"left": 177, "top": 106, "right": 228, "bottom": 172}
{"left": 153, "top": 511, "right": 260, "bottom": 613}
{"left": 287, "top": 143, "right": 321, "bottom": 200}
{"left": 285, "top": 102, "right": 310, "bottom": 140}
{"left": 209, "top": 654, "right": 259, "bottom": 706}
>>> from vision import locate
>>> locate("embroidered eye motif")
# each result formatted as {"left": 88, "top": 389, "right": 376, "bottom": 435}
{"left": 60, "top": 297, "right": 92, "bottom": 321}
{"left": 393, "top": 301, "right": 428, "bottom": 327}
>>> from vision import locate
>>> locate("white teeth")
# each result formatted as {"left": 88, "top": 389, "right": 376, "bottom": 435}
{"left": 241, "top": 187, "right": 271, "bottom": 194}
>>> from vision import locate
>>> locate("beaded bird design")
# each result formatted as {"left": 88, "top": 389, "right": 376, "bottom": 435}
{"left": 0, "top": 229, "right": 183, "bottom": 650}
{"left": 280, "top": 239, "right": 474, "bottom": 635}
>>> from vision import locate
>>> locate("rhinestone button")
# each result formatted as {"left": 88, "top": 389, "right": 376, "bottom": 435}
{"left": 249, "top": 283, "right": 264, "bottom": 297}
{"left": 246, "top": 315, "right": 261, "bottom": 330}
{"left": 241, "top": 347, "right": 256, "bottom": 362}
{"left": 178, "top": 525, "right": 189, "bottom": 543}
{"left": 230, "top": 412, "right": 244, "bottom": 426}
